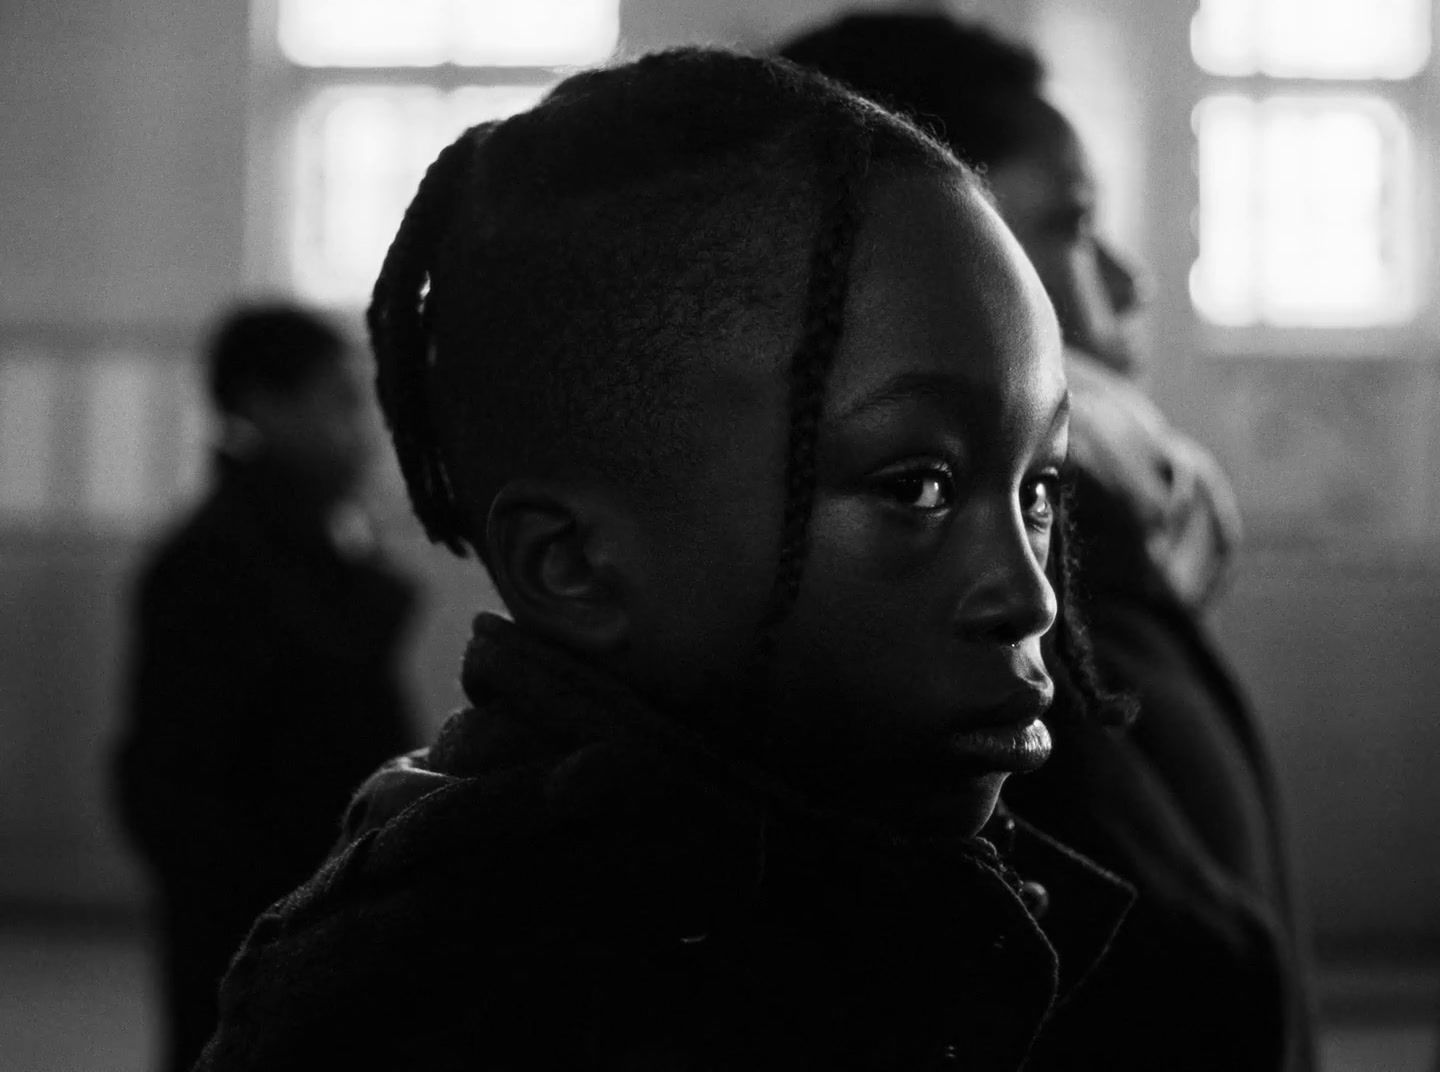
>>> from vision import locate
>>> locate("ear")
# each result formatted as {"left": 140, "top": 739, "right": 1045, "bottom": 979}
{"left": 484, "top": 478, "right": 632, "bottom": 654}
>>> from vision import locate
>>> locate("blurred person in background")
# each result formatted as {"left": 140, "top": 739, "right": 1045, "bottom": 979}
{"left": 781, "top": 15, "right": 1314, "bottom": 1071}
{"left": 112, "top": 303, "right": 418, "bottom": 1072}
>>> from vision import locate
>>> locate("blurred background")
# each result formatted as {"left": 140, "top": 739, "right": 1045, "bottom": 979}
{"left": 1, "top": 0, "right": 1438, "bottom": 1068}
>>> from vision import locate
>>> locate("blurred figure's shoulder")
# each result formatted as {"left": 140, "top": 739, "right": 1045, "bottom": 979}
{"left": 132, "top": 482, "right": 263, "bottom": 609}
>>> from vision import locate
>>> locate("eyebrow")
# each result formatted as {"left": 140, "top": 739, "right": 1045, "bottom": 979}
{"left": 833, "top": 370, "right": 1070, "bottom": 429}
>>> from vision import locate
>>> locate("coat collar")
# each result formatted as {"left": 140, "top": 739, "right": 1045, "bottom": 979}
{"left": 242, "top": 614, "right": 1133, "bottom": 1070}
{"left": 408, "top": 614, "right": 1133, "bottom": 1001}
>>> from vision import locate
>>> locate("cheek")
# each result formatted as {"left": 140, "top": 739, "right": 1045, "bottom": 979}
{"left": 671, "top": 511, "right": 775, "bottom": 624}
{"left": 625, "top": 471, "right": 783, "bottom": 698}
{"left": 803, "top": 498, "right": 952, "bottom": 602}
{"left": 770, "top": 499, "right": 957, "bottom": 688}
{"left": 762, "top": 516, "right": 962, "bottom": 783}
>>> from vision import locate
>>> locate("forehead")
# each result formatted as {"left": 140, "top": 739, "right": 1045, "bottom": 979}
{"left": 825, "top": 169, "right": 1063, "bottom": 423}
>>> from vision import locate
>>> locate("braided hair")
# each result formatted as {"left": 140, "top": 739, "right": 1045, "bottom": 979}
{"left": 369, "top": 133, "right": 482, "bottom": 556}
{"left": 753, "top": 127, "right": 871, "bottom": 654}
{"left": 369, "top": 47, "right": 953, "bottom": 633}
{"left": 368, "top": 46, "right": 1118, "bottom": 725}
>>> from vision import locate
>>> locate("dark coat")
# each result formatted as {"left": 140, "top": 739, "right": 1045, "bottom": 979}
{"left": 1005, "top": 470, "right": 1315, "bottom": 1072}
{"left": 198, "top": 615, "right": 1132, "bottom": 1072}
{"left": 113, "top": 453, "right": 416, "bottom": 1070}
{"left": 116, "top": 453, "right": 417, "bottom": 893}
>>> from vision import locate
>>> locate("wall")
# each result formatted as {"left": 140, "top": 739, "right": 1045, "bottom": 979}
{"left": 0, "top": 0, "right": 250, "bottom": 909}
{"left": 1, "top": 0, "right": 1436, "bottom": 953}
{"left": 1026, "top": 0, "right": 1440, "bottom": 949}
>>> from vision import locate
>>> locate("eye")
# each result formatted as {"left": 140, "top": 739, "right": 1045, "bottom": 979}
{"left": 1050, "top": 207, "right": 1087, "bottom": 242}
{"left": 1021, "top": 471, "right": 1061, "bottom": 529}
{"left": 879, "top": 464, "right": 955, "bottom": 512}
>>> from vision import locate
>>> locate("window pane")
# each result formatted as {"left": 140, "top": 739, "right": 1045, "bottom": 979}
{"left": 279, "top": 0, "right": 449, "bottom": 67}
{"left": 1192, "top": 0, "right": 1430, "bottom": 78}
{"left": 280, "top": 0, "right": 618, "bottom": 68}
{"left": 1191, "top": 95, "right": 1416, "bottom": 327}
{"left": 0, "top": 352, "right": 57, "bottom": 519}
{"left": 453, "top": 0, "right": 619, "bottom": 66}
{"left": 293, "top": 88, "right": 447, "bottom": 302}
{"left": 293, "top": 85, "right": 549, "bottom": 304}
{"left": 1192, "top": 96, "right": 1258, "bottom": 324}
{"left": 83, "top": 354, "right": 155, "bottom": 522}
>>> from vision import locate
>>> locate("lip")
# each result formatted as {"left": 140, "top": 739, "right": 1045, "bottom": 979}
{"left": 947, "top": 681, "right": 1055, "bottom": 773}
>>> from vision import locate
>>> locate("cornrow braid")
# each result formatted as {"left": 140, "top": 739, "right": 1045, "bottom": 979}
{"left": 755, "top": 128, "right": 873, "bottom": 652}
{"left": 367, "top": 50, "right": 959, "bottom": 625}
{"left": 368, "top": 124, "right": 493, "bottom": 557}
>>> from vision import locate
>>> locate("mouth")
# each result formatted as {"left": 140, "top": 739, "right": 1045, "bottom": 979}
{"left": 947, "top": 680, "right": 1055, "bottom": 773}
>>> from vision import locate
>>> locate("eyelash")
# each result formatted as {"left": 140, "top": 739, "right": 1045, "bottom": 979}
{"left": 878, "top": 461, "right": 956, "bottom": 513}
{"left": 876, "top": 462, "right": 1065, "bottom": 528}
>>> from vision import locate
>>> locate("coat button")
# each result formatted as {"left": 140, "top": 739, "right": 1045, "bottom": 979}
{"left": 1019, "top": 879, "right": 1050, "bottom": 919}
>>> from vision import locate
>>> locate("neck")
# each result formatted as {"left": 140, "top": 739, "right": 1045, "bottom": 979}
{"left": 464, "top": 616, "right": 1004, "bottom": 844}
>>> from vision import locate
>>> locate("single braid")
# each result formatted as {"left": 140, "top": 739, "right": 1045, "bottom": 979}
{"left": 755, "top": 128, "right": 873, "bottom": 650}
{"left": 368, "top": 124, "right": 492, "bottom": 557}
{"left": 1050, "top": 486, "right": 1137, "bottom": 728}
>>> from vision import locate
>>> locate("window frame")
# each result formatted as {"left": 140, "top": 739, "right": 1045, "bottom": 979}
{"left": 1187, "top": 3, "right": 1439, "bottom": 359}
{"left": 244, "top": 0, "right": 597, "bottom": 309}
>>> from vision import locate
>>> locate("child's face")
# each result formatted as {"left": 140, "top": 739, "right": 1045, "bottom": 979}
{"left": 618, "top": 169, "right": 1066, "bottom": 837}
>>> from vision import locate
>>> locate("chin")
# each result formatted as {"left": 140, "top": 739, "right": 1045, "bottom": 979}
{"left": 943, "top": 771, "right": 1008, "bottom": 835}
{"left": 882, "top": 769, "right": 1008, "bottom": 840}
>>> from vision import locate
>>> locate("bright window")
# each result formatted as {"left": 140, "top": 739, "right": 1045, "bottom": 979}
{"left": 1191, "top": 95, "right": 1414, "bottom": 327}
{"left": 1192, "top": 0, "right": 1430, "bottom": 79}
{"left": 279, "top": 0, "right": 619, "bottom": 68}
{"left": 0, "top": 353, "right": 56, "bottom": 519}
{"left": 270, "top": 0, "right": 619, "bottom": 305}
{"left": 292, "top": 85, "right": 549, "bottom": 303}
{"left": 1189, "top": 0, "right": 1428, "bottom": 332}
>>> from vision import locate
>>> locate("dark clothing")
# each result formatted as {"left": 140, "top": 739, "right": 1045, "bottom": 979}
{"left": 113, "top": 453, "right": 416, "bottom": 1072}
{"left": 1006, "top": 471, "right": 1315, "bottom": 1072}
{"left": 198, "top": 614, "right": 1132, "bottom": 1071}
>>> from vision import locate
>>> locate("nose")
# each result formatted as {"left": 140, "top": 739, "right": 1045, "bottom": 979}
{"left": 954, "top": 510, "right": 1058, "bottom": 647}
{"left": 1096, "top": 240, "right": 1143, "bottom": 317}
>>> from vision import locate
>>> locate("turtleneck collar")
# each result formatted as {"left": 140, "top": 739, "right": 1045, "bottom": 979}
{"left": 313, "top": 610, "right": 1136, "bottom": 1072}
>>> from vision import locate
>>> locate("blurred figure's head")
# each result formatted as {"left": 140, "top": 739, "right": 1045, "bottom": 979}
{"left": 207, "top": 303, "right": 371, "bottom": 503}
{"left": 780, "top": 13, "right": 1142, "bottom": 374}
